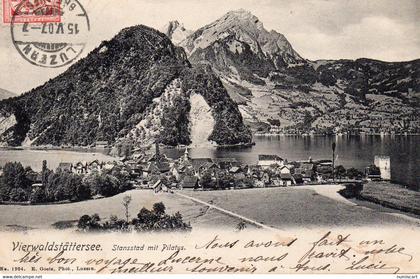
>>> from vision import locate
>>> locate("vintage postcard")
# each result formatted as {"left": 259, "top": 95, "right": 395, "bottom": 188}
{"left": 0, "top": 0, "right": 419, "bottom": 276}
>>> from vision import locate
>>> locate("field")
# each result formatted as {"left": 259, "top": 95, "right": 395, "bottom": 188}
{"left": 359, "top": 182, "right": 420, "bottom": 215}
{"left": 0, "top": 185, "right": 418, "bottom": 231}
{"left": 0, "top": 190, "right": 242, "bottom": 231}
{"left": 185, "top": 185, "right": 419, "bottom": 228}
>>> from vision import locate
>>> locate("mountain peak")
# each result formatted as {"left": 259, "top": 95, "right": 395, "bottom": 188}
{"left": 180, "top": 9, "right": 304, "bottom": 70}
{"left": 225, "top": 9, "right": 254, "bottom": 19}
{"left": 160, "top": 20, "right": 192, "bottom": 44}
{"left": 215, "top": 9, "right": 263, "bottom": 31}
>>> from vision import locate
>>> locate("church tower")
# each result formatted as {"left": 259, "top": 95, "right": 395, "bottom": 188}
{"left": 183, "top": 148, "right": 190, "bottom": 163}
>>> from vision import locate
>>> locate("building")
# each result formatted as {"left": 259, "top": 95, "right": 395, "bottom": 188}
{"left": 213, "top": 158, "right": 239, "bottom": 169}
{"left": 279, "top": 166, "right": 291, "bottom": 175}
{"left": 180, "top": 176, "right": 198, "bottom": 189}
{"left": 280, "top": 173, "right": 294, "bottom": 186}
{"left": 57, "top": 162, "right": 73, "bottom": 173}
{"left": 374, "top": 155, "right": 391, "bottom": 180}
{"left": 365, "top": 165, "right": 381, "bottom": 181}
{"left": 258, "top": 155, "right": 284, "bottom": 169}
{"left": 152, "top": 180, "right": 168, "bottom": 193}
{"left": 95, "top": 141, "right": 109, "bottom": 148}
{"left": 87, "top": 160, "right": 102, "bottom": 173}
{"left": 190, "top": 158, "right": 214, "bottom": 177}
{"left": 73, "top": 161, "right": 87, "bottom": 174}
{"left": 170, "top": 163, "right": 183, "bottom": 181}
{"left": 143, "top": 162, "right": 160, "bottom": 177}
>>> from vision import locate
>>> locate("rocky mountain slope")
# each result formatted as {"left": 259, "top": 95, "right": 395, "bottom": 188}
{"left": 172, "top": 10, "right": 420, "bottom": 134}
{"left": 0, "top": 25, "right": 251, "bottom": 147}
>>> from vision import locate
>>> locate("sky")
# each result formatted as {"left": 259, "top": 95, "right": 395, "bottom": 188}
{"left": 0, "top": 0, "right": 419, "bottom": 94}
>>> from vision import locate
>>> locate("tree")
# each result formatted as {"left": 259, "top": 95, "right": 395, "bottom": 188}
{"left": 346, "top": 168, "right": 363, "bottom": 179}
{"left": 77, "top": 214, "right": 101, "bottom": 231}
{"left": 9, "top": 188, "right": 28, "bottom": 202}
{"left": 135, "top": 207, "right": 158, "bottom": 230}
{"left": 334, "top": 165, "right": 346, "bottom": 180}
{"left": 2, "top": 162, "right": 31, "bottom": 191}
{"left": 41, "top": 160, "right": 50, "bottom": 187}
{"left": 30, "top": 187, "right": 46, "bottom": 204}
{"left": 199, "top": 171, "right": 213, "bottom": 189}
{"left": 45, "top": 171, "right": 87, "bottom": 202}
{"left": 217, "top": 171, "right": 233, "bottom": 189}
{"left": 153, "top": 202, "right": 166, "bottom": 216}
{"left": 84, "top": 173, "right": 121, "bottom": 197}
{"left": 236, "top": 221, "right": 247, "bottom": 231}
{"left": 122, "top": 195, "right": 132, "bottom": 223}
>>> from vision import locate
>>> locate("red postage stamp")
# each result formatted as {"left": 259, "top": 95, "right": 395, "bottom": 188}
{"left": 3, "top": 0, "right": 61, "bottom": 23}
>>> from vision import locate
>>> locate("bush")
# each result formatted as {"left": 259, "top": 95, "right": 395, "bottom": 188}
{"left": 153, "top": 202, "right": 166, "bottom": 216}
{"left": 77, "top": 214, "right": 102, "bottom": 231}
{"left": 9, "top": 188, "right": 28, "bottom": 202}
{"left": 133, "top": 203, "right": 190, "bottom": 232}
{"left": 77, "top": 201, "right": 191, "bottom": 233}
{"left": 102, "top": 215, "right": 130, "bottom": 231}
{"left": 30, "top": 187, "right": 46, "bottom": 204}
{"left": 346, "top": 168, "right": 363, "bottom": 179}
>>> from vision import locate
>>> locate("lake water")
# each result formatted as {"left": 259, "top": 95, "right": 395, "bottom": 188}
{"left": 0, "top": 135, "right": 418, "bottom": 190}
{"left": 163, "top": 135, "right": 419, "bottom": 190}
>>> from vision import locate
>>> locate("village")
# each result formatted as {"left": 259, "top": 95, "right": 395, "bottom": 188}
{"left": 36, "top": 142, "right": 389, "bottom": 195}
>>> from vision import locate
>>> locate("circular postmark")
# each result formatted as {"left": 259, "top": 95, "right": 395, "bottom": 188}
{"left": 11, "top": 0, "right": 90, "bottom": 68}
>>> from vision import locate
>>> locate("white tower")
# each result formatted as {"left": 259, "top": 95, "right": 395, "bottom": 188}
{"left": 374, "top": 155, "right": 391, "bottom": 180}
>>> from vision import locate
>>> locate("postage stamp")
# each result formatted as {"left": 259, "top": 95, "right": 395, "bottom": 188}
{"left": 10, "top": 0, "right": 90, "bottom": 68}
{"left": 3, "top": 0, "right": 61, "bottom": 23}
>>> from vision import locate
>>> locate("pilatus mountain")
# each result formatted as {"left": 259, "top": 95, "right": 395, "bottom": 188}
{"left": 173, "top": 9, "right": 420, "bottom": 134}
{"left": 0, "top": 25, "right": 251, "bottom": 147}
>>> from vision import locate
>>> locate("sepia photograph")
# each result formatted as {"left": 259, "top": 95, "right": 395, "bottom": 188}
{"left": 0, "top": 0, "right": 419, "bottom": 276}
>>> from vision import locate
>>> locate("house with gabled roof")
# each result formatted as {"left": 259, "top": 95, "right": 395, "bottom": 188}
{"left": 57, "top": 162, "right": 73, "bottom": 173}
{"left": 213, "top": 158, "right": 239, "bottom": 169}
{"left": 180, "top": 175, "right": 198, "bottom": 190}
{"left": 258, "top": 154, "right": 284, "bottom": 169}
{"left": 280, "top": 173, "right": 294, "bottom": 186}
{"left": 87, "top": 160, "right": 103, "bottom": 174}
{"left": 74, "top": 161, "right": 87, "bottom": 174}
{"left": 190, "top": 158, "right": 214, "bottom": 177}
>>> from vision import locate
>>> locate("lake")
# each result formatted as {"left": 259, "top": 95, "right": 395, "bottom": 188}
{"left": 0, "top": 135, "right": 418, "bottom": 190}
{"left": 163, "top": 135, "right": 419, "bottom": 190}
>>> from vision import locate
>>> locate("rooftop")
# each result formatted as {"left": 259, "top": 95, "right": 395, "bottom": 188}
{"left": 258, "top": 154, "right": 283, "bottom": 161}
